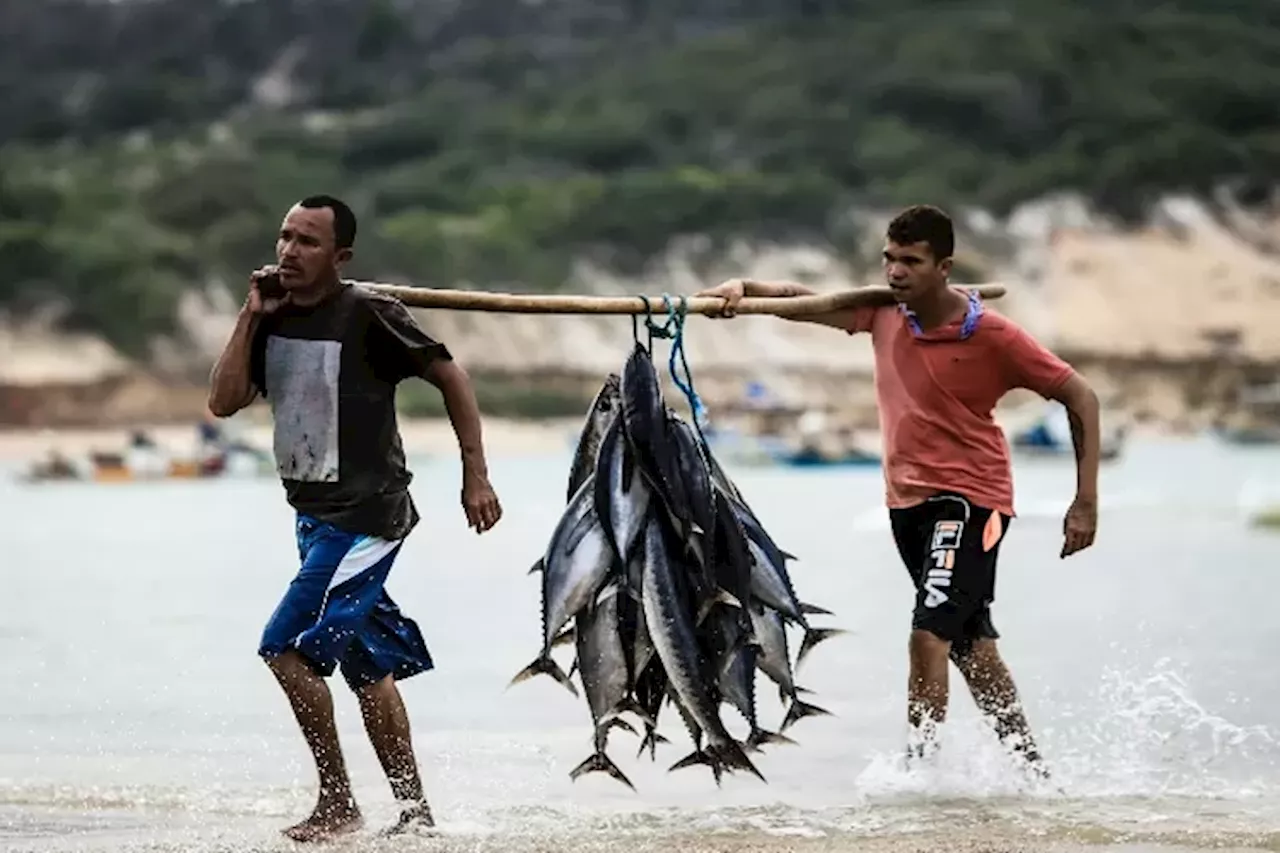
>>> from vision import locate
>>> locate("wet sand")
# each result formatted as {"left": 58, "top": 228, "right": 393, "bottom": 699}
{"left": 5, "top": 812, "right": 1276, "bottom": 853}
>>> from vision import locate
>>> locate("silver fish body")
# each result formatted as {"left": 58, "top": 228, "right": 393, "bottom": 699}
{"left": 542, "top": 476, "right": 615, "bottom": 651}
{"left": 621, "top": 344, "right": 692, "bottom": 527}
{"left": 667, "top": 415, "right": 717, "bottom": 549}
{"left": 747, "top": 600, "right": 833, "bottom": 732}
{"left": 594, "top": 416, "right": 652, "bottom": 565}
{"left": 748, "top": 599, "right": 796, "bottom": 696}
{"left": 641, "top": 519, "right": 764, "bottom": 783}
{"left": 569, "top": 581, "right": 638, "bottom": 790}
{"left": 746, "top": 537, "right": 807, "bottom": 626}
{"left": 567, "top": 373, "right": 622, "bottom": 501}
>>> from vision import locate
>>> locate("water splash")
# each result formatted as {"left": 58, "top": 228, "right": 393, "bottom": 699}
{"left": 854, "top": 658, "right": 1277, "bottom": 802}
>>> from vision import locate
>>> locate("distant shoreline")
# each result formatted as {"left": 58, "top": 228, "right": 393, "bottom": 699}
{"left": 0, "top": 416, "right": 584, "bottom": 463}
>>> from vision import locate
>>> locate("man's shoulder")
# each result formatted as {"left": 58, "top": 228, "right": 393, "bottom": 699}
{"left": 975, "top": 305, "right": 1029, "bottom": 339}
{"left": 344, "top": 282, "right": 412, "bottom": 314}
{"left": 861, "top": 304, "right": 901, "bottom": 329}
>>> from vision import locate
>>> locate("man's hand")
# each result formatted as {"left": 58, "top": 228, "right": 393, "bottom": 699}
{"left": 462, "top": 467, "right": 502, "bottom": 534}
{"left": 246, "top": 266, "right": 291, "bottom": 315}
{"left": 694, "top": 278, "right": 747, "bottom": 317}
{"left": 1061, "top": 495, "right": 1097, "bottom": 558}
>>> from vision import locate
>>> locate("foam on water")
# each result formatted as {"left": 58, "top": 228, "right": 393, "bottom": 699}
{"left": 4, "top": 657, "right": 1278, "bottom": 848}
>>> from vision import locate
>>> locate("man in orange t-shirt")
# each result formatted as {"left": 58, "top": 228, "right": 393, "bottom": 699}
{"left": 695, "top": 204, "right": 1100, "bottom": 776}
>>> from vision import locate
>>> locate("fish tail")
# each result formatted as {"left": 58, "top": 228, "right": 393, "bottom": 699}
{"left": 745, "top": 728, "right": 797, "bottom": 752}
{"left": 636, "top": 727, "right": 670, "bottom": 761}
{"left": 712, "top": 740, "right": 767, "bottom": 783}
{"left": 781, "top": 696, "right": 832, "bottom": 732}
{"left": 796, "top": 627, "right": 847, "bottom": 668}
{"left": 507, "top": 654, "right": 579, "bottom": 697}
{"left": 668, "top": 749, "right": 725, "bottom": 787}
{"left": 569, "top": 751, "right": 636, "bottom": 791}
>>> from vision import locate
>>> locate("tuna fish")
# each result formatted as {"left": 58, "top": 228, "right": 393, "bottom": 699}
{"left": 513, "top": 351, "right": 845, "bottom": 790}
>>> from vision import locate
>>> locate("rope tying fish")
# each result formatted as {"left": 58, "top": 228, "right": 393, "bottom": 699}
{"left": 632, "top": 293, "right": 711, "bottom": 441}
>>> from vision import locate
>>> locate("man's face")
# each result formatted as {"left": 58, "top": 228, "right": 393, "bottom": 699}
{"left": 882, "top": 240, "right": 951, "bottom": 304}
{"left": 275, "top": 204, "right": 350, "bottom": 290}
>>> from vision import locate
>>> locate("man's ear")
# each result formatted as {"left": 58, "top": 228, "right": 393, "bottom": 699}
{"left": 937, "top": 256, "right": 953, "bottom": 278}
{"left": 335, "top": 247, "right": 354, "bottom": 267}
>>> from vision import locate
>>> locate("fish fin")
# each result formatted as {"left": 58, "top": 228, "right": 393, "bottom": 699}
{"left": 604, "top": 698, "right": 657, "bottom": 732}
{"left": 550, "top": 626, "right": 576, "bottom": 649}
{"left": 799, "top": 602, "right": 832, "bottom": 616}
{"left": 597, "top": 715, "right": 636, "bottom": 737}
{"left": 782, "top": 609, "right": 812, "bottom": 631}
{"left": 694, "top": 589, "right": 742, "bottom": 625}
{"left": 508, "top": 655, "right": 579, "bottom": 698}
{"left": 668, "top": 750, "right": 724, "bottom": 787}
{"left": 670, "top": 741, "right": 766, "bottom": 785}
{"left": 594, "top": 579, "right": 622, "bottom": 607}
{"left": 527, "top": 558, "right": 545, "bottom": 576}
{"left": 781, "top": 698, "right": 832, "bottom": 732}
{"left": 569, "top": 752, "right": 636, "bottom": 791}
{"left": 780, "top": 549, "right": 798, "bottom": 561}
{"left": 797, "top": 627, "right": 847, "bottom": 668}
{"left": 747, "top": 722, "right": 793, "bottom": 753}
{"left": 745, "top": 728, "right": 797, "bottom": 752}
{"left": 637, "top": 728, "right": 669, "bottom": 760}
{"left": 716, "top": 741, "right": 767, "bottom": 782}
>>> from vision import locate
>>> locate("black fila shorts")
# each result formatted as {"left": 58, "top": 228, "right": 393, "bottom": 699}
{"left": 889, "top": 492, "right": 1012, "bottom": 656}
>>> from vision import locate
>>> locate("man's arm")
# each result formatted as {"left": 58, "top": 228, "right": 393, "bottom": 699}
{"left": 421, "top": 357, "right": 503, "bottom": 533}
{"left": 207, "top": 306, "right": 261, "bottom": 418}
{"left": 1047, "top": 373, "right": 1101, "bottom": 507}
{"left": 700, "top": 278, "right": 866, "bottom": 330}
{"left": 422, "top": 359, "right": 488, "bottom": 477}
{"left": 1001, "top": 322, "right": 1099, "bottom": 556}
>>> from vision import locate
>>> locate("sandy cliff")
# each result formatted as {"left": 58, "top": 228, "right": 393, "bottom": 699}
{"left": 3, "top": 194, "right": 1279, "bottom": 430}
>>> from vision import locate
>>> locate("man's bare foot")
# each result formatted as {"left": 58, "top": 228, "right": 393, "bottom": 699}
{"left": 282, "top": 797, "right": 364, "bottom": 843}
{"left": 379, "top": 801, "right": 435, "bottom": 837}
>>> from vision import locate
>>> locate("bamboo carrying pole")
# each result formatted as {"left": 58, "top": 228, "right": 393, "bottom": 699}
{"left": 350, "top": 281, "right": 1007, "bottom": 316}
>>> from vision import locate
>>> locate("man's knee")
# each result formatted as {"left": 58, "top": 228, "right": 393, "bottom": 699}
{"left": 909, "top": 628, "right": 952, "bottom": 664}
{"left": 353, "top": 673, "right": 396, "bottom": 704}
{"left": 952, "top": 637, "right": 1001, "bottom": 673}
{"left": 264, "top": 648, "right": 327, "bottom": 684}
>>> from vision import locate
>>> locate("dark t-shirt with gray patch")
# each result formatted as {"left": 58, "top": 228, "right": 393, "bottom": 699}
{"left": 250, "top": 283, "right": 451, "bottom": 541}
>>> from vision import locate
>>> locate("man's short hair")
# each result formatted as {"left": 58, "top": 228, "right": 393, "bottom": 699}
{"left": 298, "top": 194, "right": 357, "bottom": 250}
{"left": 886, "top": 204, "right": 954, "bottom": 262}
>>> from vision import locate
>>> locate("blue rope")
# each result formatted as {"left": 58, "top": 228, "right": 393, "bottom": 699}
{"left": 632, "top": 293, "right": 712, "bottom": 442}
{"left": 660, "top": 293, "right": 712, "bottom": 441}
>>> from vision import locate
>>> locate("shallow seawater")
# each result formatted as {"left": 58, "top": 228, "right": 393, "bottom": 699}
{"left": 2, "top": 433, "right": 1279, "bottom": 852}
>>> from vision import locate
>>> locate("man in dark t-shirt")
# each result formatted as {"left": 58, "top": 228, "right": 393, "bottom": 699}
{"left": 208, "top": 195, "right": 502, "bottom": 842}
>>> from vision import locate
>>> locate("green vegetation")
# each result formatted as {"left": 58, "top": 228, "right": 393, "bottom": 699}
{"left": 2, "top": 0, "right": 1277, "bottom": 355}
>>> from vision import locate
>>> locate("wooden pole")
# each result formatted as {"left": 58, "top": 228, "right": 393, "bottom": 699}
{"left": 350, "top": 281, "right": 1008, "bottom": 317}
